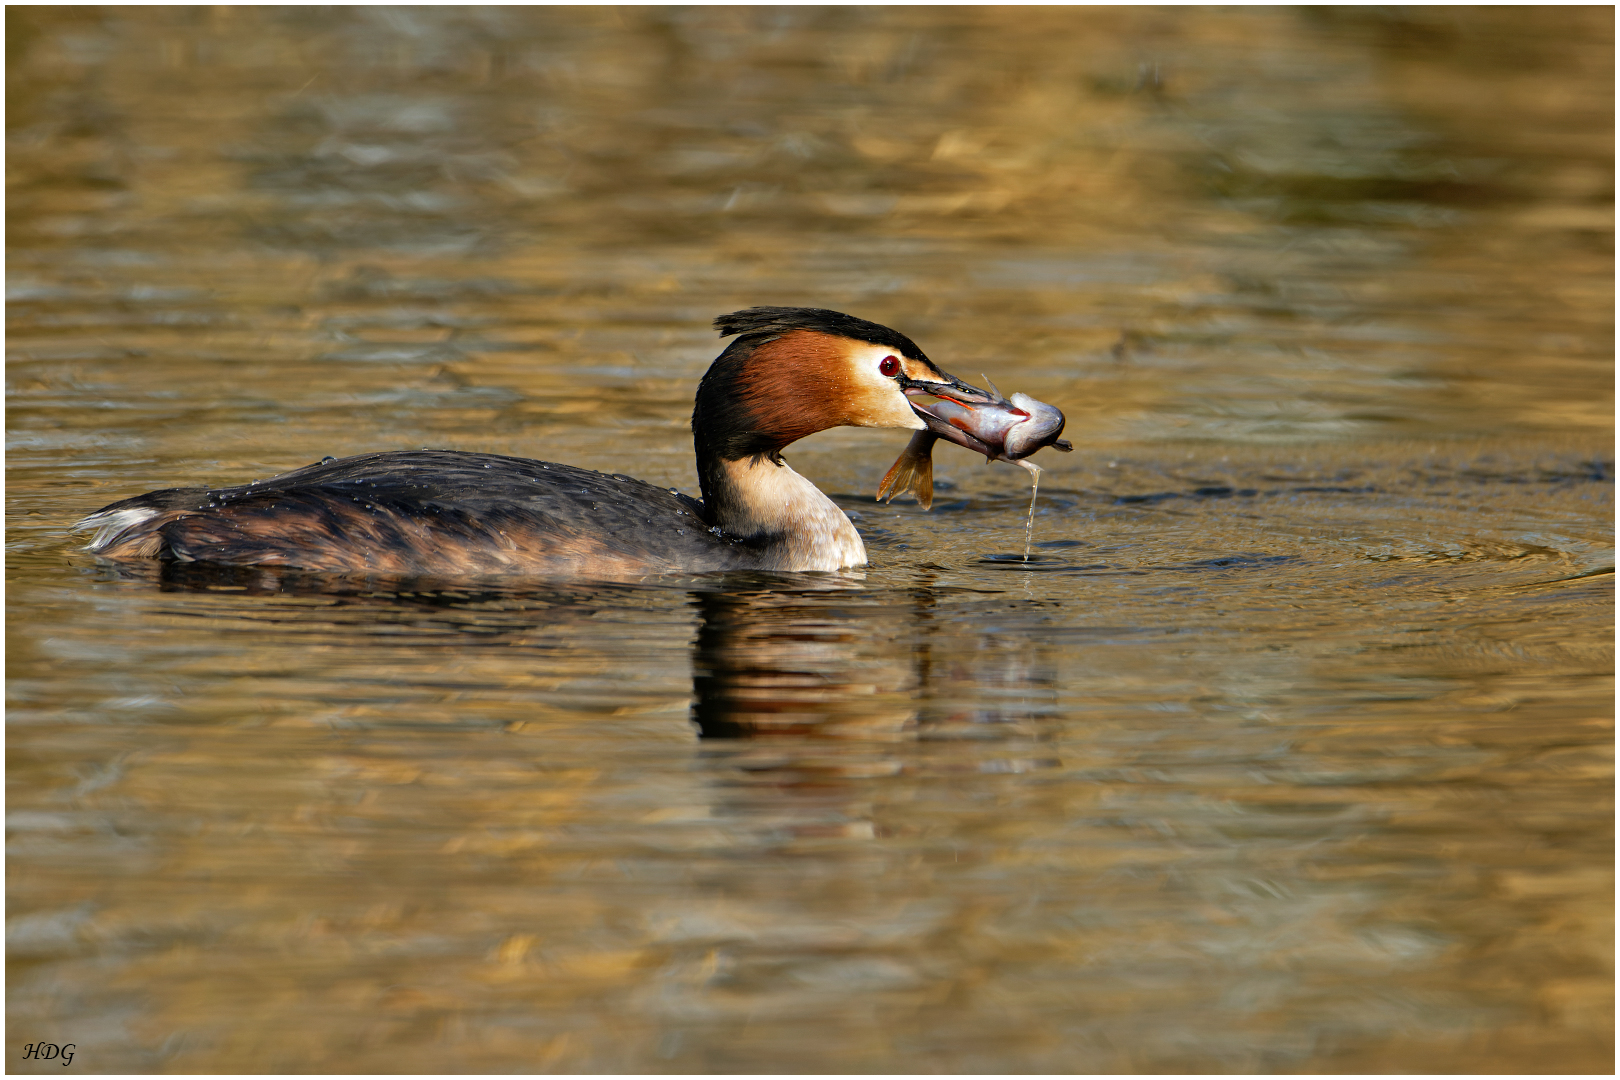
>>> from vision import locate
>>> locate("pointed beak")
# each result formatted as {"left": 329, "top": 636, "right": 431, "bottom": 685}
{"left": 898, "top": 370, "right": 996, "bottom": 407}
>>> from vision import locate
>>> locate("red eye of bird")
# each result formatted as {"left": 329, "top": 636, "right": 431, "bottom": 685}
{"left": 879, "top": 355, "right": 901, "bottom": 377}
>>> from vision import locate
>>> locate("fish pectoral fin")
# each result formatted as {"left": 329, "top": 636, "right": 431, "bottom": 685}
{"left": 877, "top": 440, "right": 935, "bottom": 511}
{"left": 876, "top": 458, "right": 903, "bottom": 503}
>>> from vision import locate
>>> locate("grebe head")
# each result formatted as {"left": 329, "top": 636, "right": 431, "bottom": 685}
{"left": 694, "top": 306, "right": 992, "bottom": 462}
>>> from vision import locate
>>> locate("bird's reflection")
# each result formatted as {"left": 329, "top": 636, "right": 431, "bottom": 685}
{"left": 106, "top": 558, "right": 1059, "bottom": 757}
{"left": 689, "top": 579, "right": 1059, "bottom": 759}
{"left": 690, "top": 586, "right": 920, "bottom": 741}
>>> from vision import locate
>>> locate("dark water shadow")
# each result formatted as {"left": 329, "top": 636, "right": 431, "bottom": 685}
{"left": 93, "top": 556, "right": 1060, "bottom": 752}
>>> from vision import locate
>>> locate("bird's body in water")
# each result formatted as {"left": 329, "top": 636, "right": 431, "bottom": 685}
{"left": 79, "top": 307, "right": 1047, "bottom": 578}
{"left": 82, "top": 450, "right": 772, "bottom": 577}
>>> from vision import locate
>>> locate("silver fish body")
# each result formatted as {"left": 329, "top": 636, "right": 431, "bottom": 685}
{"left": 879, "top": 387, "right": 1071, "bottom": 509}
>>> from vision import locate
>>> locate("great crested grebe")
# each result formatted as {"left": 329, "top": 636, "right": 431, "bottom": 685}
{"left": 78, "top": 306, "right": 1020, "bottom": 578}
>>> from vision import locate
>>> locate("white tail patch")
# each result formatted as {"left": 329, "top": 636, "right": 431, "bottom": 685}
{"left": 74, "top": 507, "right": 163, "bottom": 551}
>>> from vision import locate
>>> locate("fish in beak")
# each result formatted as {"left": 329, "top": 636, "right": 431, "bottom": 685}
{"left": 881, "top": 379, "right": 1072, "bottom": 509}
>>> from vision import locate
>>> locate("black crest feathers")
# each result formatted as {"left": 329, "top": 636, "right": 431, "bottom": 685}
{"left": 714, "top": 307, "right": 930, "bottom": 362}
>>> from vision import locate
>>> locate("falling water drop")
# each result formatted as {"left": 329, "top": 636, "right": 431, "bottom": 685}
{"left": 1018, "top": 459, "right": 1042, "bottom": 562}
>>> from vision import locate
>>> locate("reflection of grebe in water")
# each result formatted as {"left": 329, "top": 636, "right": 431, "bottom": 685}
{"left": 79, "top": 307, "right": 1045, "bottom": 578}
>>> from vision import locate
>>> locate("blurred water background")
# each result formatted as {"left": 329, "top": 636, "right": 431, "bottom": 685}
{"left": 7, "top": 6, "right": 1613, "bottom": 1073}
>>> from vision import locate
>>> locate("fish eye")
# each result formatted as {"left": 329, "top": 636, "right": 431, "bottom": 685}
{"left": 879, "top": 355, "right": 901, "bottom": 377}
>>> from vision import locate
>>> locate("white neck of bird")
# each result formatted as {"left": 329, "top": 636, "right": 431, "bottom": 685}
{"left": 710, "top": 456, "right": 866, "bottom": 571}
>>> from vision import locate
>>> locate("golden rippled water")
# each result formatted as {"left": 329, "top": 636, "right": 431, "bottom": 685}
{"left": 7, "top": 7, "right": 1612, "bottom": 1073}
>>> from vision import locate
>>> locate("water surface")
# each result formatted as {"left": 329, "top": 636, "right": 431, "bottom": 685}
{"left": 7, "top": 7, "right": 1613, "bottom": 1073}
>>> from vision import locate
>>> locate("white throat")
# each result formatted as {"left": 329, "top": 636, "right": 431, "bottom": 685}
{"left": 714, "top": 457, "right": 866, "bottom": 571}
